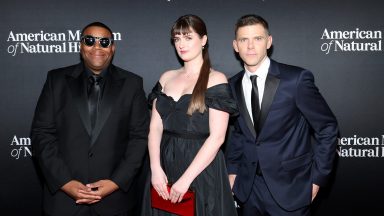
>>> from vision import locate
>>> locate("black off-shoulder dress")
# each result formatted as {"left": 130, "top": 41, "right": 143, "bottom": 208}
{"left": 141, "top": 82, "right": 238, "bottom": 216}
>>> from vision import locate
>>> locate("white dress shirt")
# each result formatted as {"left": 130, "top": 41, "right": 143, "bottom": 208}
{"left": 242, "top": 57, "right": 270, "bottom": 124}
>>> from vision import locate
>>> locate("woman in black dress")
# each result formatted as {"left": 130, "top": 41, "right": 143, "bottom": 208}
{"left": 143, "top": 14, "right": 238, "bottom": 216}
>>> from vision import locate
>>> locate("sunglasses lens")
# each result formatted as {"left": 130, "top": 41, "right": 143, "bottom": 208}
{"left": 99, "top": 38, "right": 111, "bottom": 48}
{"left": 83, "top": 36, "right": 95, "bottom": 46}
{"left": 81, "top": 35, "right": 113, "bottom": 48}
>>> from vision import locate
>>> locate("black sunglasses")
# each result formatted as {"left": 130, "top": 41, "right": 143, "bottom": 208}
{"left": 81, "top": 35, "right": 114, "bottom": 48}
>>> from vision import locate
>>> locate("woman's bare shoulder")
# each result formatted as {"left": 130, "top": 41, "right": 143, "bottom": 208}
{"left": 207, "top": 69, "right": 228, "bottom": 88}
{"left": 159, "top": 68, "right": 182, "bottom": 87}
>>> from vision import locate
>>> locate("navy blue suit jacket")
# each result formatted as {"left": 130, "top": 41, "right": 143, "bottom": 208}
{"left": 226, "top": 60, "right": 338, "bottom": 211}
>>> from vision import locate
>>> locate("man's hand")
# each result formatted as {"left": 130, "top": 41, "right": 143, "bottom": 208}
{"left": 312, "top": 184, "right": 320, "bottom": 202}
{"left": 229, "top": 174, "right": 237, "bottom": 190}
{"left": 61, "top": 180, "right": 102, "bottom": 204}
{"left": 76, "top": 180, "right": 119, "bottom": 204}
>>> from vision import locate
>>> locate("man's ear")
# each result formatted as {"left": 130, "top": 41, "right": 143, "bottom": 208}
{"left": 233, "top": 40, "right": 239, "bottom": 52}
{"left": 111, "top": 43, "right": 116, "bottom": 53}
{"left": 267, "top": 35, "right": 273, "bottom": 49}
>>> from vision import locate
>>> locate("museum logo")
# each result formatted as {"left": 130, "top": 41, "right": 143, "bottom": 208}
{"left": 6, "top": 30, "right": 122, "bottom": 56}
{"left": 337, "top": 135, "right": 384, "bottom": 158}
{"left": 10, "top": 135, "right": 32, "bottom": 160}
{"left": 320, "top": 28, "right": 382, "bottom": 54}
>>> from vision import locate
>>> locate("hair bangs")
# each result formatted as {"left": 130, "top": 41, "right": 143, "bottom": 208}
{"left": 171, "top": 20, "right": 192, "bottom": 37}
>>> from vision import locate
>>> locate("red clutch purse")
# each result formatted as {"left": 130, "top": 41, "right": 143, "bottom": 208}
{"left": 151, "top": 185, "right": 195, "bottom": 216}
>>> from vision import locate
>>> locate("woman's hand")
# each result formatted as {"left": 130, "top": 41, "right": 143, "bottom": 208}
{"left": 151, "top": 167, "right": 169, "bottom": 200}
{"left": 169, "top": 178, "right": 191, "bottom": 203}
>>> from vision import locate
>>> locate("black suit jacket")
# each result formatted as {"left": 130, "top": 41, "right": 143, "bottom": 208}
{"left": 226, "top": 60, "right": 338, "bottom": 211}
{"left": 31, "top": 63, "right": 149, "bottom": 216}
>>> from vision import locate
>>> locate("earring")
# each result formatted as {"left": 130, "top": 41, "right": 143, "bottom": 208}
{"left": 202, "top": 46, "right": 205, "bottom": 50}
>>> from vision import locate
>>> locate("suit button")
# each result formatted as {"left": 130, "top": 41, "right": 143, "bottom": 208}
{"left": 256, "top": 142, "right": 261, "bottom": 146}
{"left": 89, "top": 153, "right": 93, "bottom": 157}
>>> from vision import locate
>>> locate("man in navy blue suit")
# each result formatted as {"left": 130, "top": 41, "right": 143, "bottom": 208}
{"left": 226, "top": 14, "right": 339, "bottom": 215}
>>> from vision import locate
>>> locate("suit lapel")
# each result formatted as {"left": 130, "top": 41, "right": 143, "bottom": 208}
{"left": 90, "top": 65, "right": 125, "bottom": 147}
{"left": 258, "top": 61, "right": 280, "bottom": 134}
{"left": 66, "top": 64, "right": 92, "bottom": 137}
{"left": 234, "top": 71, "right": 256, "bottom": 138}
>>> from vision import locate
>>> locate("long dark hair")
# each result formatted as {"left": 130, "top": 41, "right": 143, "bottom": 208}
{"left": 171, "top": 14, "right": 211, "bottom": 115}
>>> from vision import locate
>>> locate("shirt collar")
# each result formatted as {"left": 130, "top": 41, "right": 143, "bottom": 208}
{"left": 84, "top": 64, "right": 109, "bottom": 78}
{"left": 244, "top": 57, "right": 270, "bottom": 80}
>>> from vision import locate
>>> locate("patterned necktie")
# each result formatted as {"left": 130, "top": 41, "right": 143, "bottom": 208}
{"left": 88, "top": 75, "right": 102, "bottom": 132}
{"left": 250, "top": 75, "right": 260, "bottom": 132}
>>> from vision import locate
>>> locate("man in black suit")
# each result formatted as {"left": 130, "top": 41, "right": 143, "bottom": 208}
{"left": 31, "top": 22, "right": 149, "bottom": 216}
{"left": 226, "top": 15, "right": 339, "bottom": 215}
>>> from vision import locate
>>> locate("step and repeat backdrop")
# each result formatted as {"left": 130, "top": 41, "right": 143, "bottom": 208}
{"left": 1, "top": 0, "right": 383, "bottom": 215}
